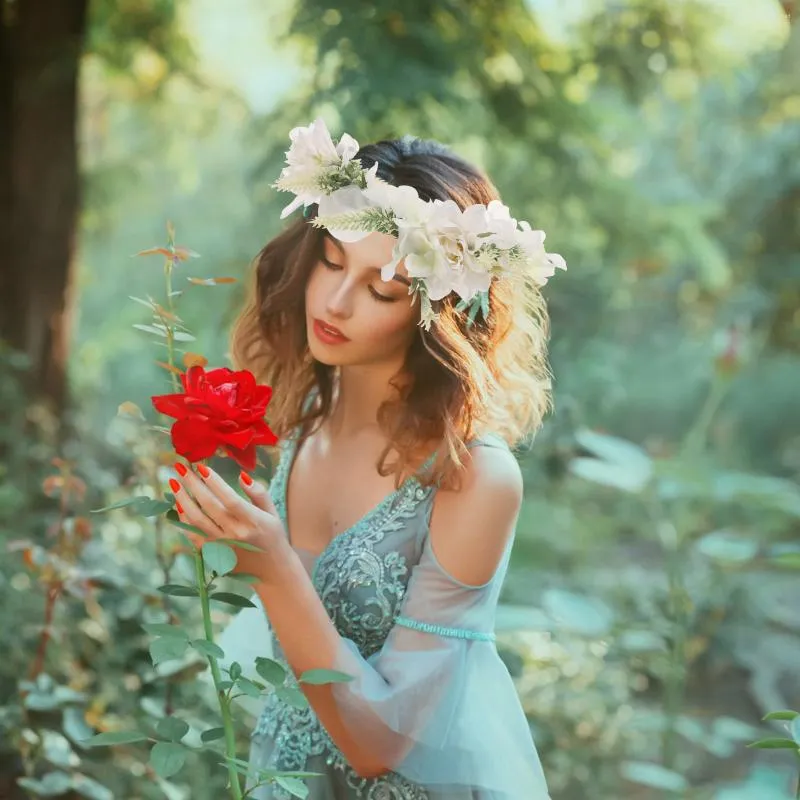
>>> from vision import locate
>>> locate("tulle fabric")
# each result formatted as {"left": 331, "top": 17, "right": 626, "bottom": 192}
{"left": 326, "top": 534, "right": 551, "bottom": 798}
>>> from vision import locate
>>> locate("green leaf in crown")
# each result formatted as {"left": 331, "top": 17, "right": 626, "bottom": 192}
{"left": 317, "top": 159, "right": 370, "bottom": 193}
{"left": 311, "top": 208, "right": 399, "bottom": 237}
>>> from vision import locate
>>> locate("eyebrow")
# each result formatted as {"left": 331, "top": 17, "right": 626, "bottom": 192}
{"left": 324, "top": 236, "right": 411, "bottom": 286}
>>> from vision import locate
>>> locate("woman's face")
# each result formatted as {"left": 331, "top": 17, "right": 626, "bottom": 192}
{"left": 305, "top": 232, "right": 419, "bottom": 367}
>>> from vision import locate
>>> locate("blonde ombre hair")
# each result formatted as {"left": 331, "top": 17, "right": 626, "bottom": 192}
{"left": 230, "top": 136, "right": 552, "bottom": 490}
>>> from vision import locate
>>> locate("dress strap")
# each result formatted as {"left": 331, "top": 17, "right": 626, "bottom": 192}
{"left": 301, "top": 385, "right": 319, "bottom": 415}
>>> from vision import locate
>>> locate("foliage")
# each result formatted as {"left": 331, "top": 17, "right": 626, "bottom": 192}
{"left": 2, "top": 0, "right": 799, "bottom": 797}
{"left": 86, "top": 0, "right": 195, "bottom": 91}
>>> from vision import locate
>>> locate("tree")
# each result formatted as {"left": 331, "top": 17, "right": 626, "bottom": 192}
{"left": 0, "top": 0, "right": 190, "bottom": 420}
{"left": 1, "top": 0, "right": 88, "bottom": 417}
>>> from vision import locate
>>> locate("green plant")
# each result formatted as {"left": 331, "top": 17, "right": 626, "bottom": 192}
{"left": 80, "top": 224, "right": 351, "bottom": 799}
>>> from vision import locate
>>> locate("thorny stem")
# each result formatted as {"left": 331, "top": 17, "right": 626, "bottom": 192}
{"left": 155, "top": 257, "right": 182, "bottom": 715}
{"left": 18, "top": 463, "right": 78, "bottom": 779}
{"left": 152, "top": 482, "right": 177, "bottom": 716}
{"left": 194, "top": 550, "right": 243, "bottom": 799}
{"left": 27, "top": 464, "right": 71, "bottom": 682}
{"left": 164, "top": 260, "right": 181, "bottom": 394}
{"left": 680, "top": 374, "right": 729, "bottom": 461}
{"left": 160, "top": 248, "right": 242, "bottom": 797}
{"left": 794, "top": 750, "right": 800, "bottom": 800}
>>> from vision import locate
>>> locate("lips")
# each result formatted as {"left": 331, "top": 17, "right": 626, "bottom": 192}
{"left": 313, "top": 318, "right": 350, "bottom": 342}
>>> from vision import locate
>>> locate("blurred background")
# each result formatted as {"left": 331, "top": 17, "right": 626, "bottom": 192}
{"left": 2, "top": 0, "right": 800, "bottom": 798}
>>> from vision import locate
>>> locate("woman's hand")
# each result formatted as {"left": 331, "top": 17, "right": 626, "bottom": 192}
{"left": 169, "top": 461, "right": 287, "bottom": 578}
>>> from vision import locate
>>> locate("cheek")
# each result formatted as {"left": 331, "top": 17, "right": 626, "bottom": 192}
{"left": 358, "top": 304, "right": 418, "bottom": 352}
{"left": 305, "top": 266, "right": 324, "bottom": 304}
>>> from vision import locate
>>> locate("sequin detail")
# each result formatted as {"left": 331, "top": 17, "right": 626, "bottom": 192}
{"left": 394, "top": 615, "right": 496, "bottom": 642}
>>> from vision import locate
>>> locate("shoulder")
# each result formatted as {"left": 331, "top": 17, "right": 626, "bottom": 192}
{"left": 427, "top": 441, "right": 523, "bottom": 588}
{"left": 461, "top": 439, "right": 523, "bottom": 506}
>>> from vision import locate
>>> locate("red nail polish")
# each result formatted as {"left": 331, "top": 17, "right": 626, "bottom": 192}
{"left": 240, "top": 471, "right": 253, "bottom": 486}
{"left": 176, "top": 501, "right": 184, "bottom": 514}
{"left": 174, "top": 462, "right": 187, "bottom": 476}
{"left": 169, "top": 478, "right": 181, "bottom": 494}
{"left": 197, "top": 464, "right": 210, "bottom": 478}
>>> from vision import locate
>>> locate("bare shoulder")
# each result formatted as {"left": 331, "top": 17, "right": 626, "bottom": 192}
{"left": 427, "top": 442, "right": 524, "bottom": 588}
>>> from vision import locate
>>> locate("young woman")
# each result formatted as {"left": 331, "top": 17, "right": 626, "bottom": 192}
{"left": 171, "top": 120, "right": 564, "bottom": 799}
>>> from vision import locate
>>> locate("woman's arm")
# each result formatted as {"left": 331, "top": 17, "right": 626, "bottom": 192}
{"left": 253, "top": 541, "right": 390, "bottom": 776}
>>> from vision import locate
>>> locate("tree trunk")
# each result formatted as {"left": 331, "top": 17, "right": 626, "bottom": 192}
{"left": 0, "top": 0, "right": 88, "bottom": 418}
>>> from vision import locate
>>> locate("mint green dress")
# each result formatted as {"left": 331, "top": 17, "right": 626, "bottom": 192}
{"left": 245, "top": 429, "right": 551, "bottom": 799}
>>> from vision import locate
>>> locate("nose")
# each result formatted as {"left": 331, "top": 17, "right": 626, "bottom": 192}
{"left": 324, "top": 279, "right": 354, "bottom": 320}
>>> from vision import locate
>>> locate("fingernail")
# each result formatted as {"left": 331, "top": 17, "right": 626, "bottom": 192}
{"left": 174, "top": 462, "right": 187, "bottom": 477}
{"left": 169, "top": 478, "right": 181, "bottom": 494}
{"left": 197, "top": 464, "right": 210, "bottom": 479}
{"left": 176, "top": 501, "right": 184, "bottom": 514}
{"left": 240, "top": 471, "right": 253, "bottom": 486}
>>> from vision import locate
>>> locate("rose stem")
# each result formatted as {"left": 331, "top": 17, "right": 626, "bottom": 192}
{"left": 162, "top": 245, "right": 243, "bottom": 797}
{"left": 193, "top": 519, "right": 243, "bottom": 799}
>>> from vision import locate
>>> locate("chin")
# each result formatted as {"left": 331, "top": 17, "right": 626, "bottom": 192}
{"left": 310, "top": 348, "right": 348, "bottom": 366}
{"left": 307, "top": 336, "right": 355, "bottom": 366}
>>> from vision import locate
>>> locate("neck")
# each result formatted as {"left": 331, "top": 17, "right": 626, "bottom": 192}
{"left": 326, "top": 361, "right": 406, "bottom": 439}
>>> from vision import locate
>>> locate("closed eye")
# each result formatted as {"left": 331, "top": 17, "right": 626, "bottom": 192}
{"left": 321, "top": 258, "right": 396, "bottom": 303}
{"left": 368, "top": 287, "right": 396, "bottom": 303}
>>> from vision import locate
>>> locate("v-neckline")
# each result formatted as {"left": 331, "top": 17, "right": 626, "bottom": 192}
{"left": 279, "top": 434, "right": 435, "bottom": 565}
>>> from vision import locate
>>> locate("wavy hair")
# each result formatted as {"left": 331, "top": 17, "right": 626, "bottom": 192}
{"left": 230, "top": 135, "right": 552, "bottom": 489}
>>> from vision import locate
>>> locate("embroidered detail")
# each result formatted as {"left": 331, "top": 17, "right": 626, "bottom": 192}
{"left": 394, "top": 615, "right": 496, "bottom": 642}
{"left": 312, "top": 478, "right": 433, "bottom": 657}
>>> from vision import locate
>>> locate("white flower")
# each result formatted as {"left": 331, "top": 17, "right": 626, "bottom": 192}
{"left": 275, "top": 118, "right": 361, "bottom": 219}
{"left": 516, "top": 221, "right": 567, "bottom": 285}
{"left": 385, "top": 199, "right": 492, "bottom": 302}
{"left": 317, "top": 186, "right": 374, "bottom": 243}
{"left": 273, "top": 119, "right": 568, "bottom": 327}
{"left": 364, "top": 172, "right": 425, "bottom": 223}
{"left": 484, "top": 200, "right": 519, "bottom": 249}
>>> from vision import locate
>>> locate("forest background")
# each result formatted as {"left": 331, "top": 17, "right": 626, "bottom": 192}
{"left": 1, "top": 0, "right": 799, "bottom": 798}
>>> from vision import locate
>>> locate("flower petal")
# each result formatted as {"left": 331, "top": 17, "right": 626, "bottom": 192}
{"left": 171, "top": 418, "right": 219, "bottom": 463}
{"left": 151, "top": 393, "right": 189, "bottom": 419}
{"left": 223, "top": 442, "right": 258, "bottom": 471}
{"left": 249, "top": 419, "right": 279, "bottom": 446}
{"left": 280, "top": 194, "right": 307, "bottom": 219}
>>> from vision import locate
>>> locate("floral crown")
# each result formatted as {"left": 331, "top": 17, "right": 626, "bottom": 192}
{"left": 273, "top": 118, "right": 566, "bottom": 329}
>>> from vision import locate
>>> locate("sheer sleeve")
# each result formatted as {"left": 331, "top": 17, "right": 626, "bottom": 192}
{"left": 329, "top": 531, "right": 551, "bottom": 798}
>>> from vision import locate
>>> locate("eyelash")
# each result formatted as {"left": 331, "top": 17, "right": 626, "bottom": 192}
{"left": 321, "top": 258, "right": 396, "bottom": 303}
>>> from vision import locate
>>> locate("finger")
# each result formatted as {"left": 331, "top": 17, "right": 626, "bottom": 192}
{"left": 239, "top": 471, "right": 277, "bottom": 514}
{"left": 174, "top": 464, "right": 234, "bottom": 528}
{"left": 194, "top": 463, "right": 255, "bottom": 520}
{"left": 174, "top": 501, "right": 208, "bottom": 550}
{"left": 169, "top": 477, "right": 223, "bottom": 538}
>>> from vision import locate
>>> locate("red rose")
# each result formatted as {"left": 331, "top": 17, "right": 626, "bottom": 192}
{"left": 151, "top": 365, "right": 277, "bottom": 470}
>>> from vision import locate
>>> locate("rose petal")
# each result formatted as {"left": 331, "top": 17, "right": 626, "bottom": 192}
{"left": 252, "top": 384, "right": 273, "bottom": 410}
{"left": 216, "top": 426, "right": 257, "bottom": 449}
{"left": 223, "top": 442, "right": 258, "bottom": 471}
{"left": 184, "top": 365, "right": 207, "bottom": 395}
{"left": 249, "top": 420, "right": 279, "bottom": 446}
{"left": 171, "top": 418, "right": 219, "bottom": 463}
{"left": 151, "top": 393, "right": 190, "bottom": 420}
